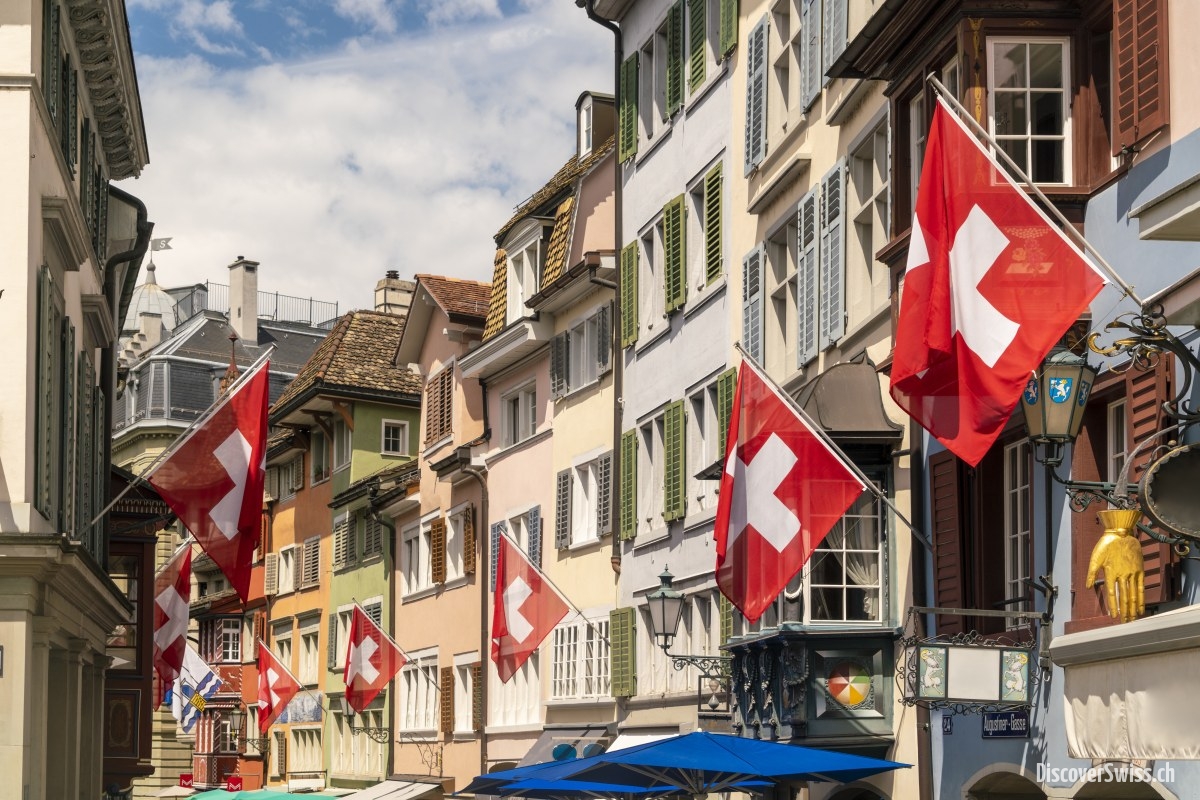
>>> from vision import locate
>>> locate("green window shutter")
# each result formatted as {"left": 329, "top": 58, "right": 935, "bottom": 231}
{"left": 60, "top": 319, "right": 75, "bottom": 536}
{"left": 667, "top": 0, "right": 685, "bottom": 116}
{"left": 619, "top": 241, "right": 639, "bottom": 348}
{"left": 718, "top": 0, "right": 738, "bottom": 58}
{"left": 619, "top": 54, "right": 639, "bottom": 163}
{"left": 704, "top": 162, "right": 723, "bottom": 285}
{"left": 797, "top": 188, "right": 820, "bottom": 366}
{"left": 663, "top": 195, "right": 687, "bottom": 313}
{"left": 619, "top": 430, "right": 638, "bottom": 541}
{"left": 36, "top": 267, "right": 60, "bottom": 522}
{"left": 744, "top": 17, "right": 768, "bottom": 174}
{"left": 663, "top": 401, "right": 686, "bottom": 522}
{"left": 741, "top": 247, "right": 764, "bottom": 363}
{"left": 716, "top": 367, "right": 737, "bottom": 457}
{"left": 720, "top": 592, "right": 734, "bottom": 643}
{"left": 800, "top": 0, "right": 822, "bottom": 110}
{"left": 609, "top": 607, "right": 637, "bottom": 698}
{"left": 819, "top": 160, "right": 846, "bottom": 348}
{"left": 688, "top": 0, "right": 707, "bottom": 92}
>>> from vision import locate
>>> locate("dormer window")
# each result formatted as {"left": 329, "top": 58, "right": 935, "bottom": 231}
{"left": 580, "top": 97, "right": 594, "bottom": 157}
{"left": 504, "top": 221, "right": 548, "bottom": 325}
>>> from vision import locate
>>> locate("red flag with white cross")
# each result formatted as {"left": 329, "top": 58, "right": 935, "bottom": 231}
{"left": 344, "top": 605, "right": 406, "bottom": 713}
{"left": 714, "top": 359, "right": 866, "bottom": 623}
{"left": 152, "top": 544, "right": 191, "bottom": 707}
{"left": 491, "top": 535, "right": 569, "bottom": 683}
{"left": 890, "top": 98, "right": 1107, "bottom": 466}
{"left": 257, "top": 640, "right": 302, "bottom": 734}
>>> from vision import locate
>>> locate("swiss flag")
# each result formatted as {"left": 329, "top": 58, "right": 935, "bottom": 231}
{"left": 890, "top": 99, "right": 1107, "bottom": 466}
{"left": 147, "top": 360, "right": 269, "bottom": 601}
{"left": 152, "top": 544, "right": 191, "bottom": 707}
{"left": 257, "top": 640, "right": 302, "bottom": 734}
{"left": 344, "top": 605, "right": 406, "bottom": 713}
{"left": 491, "top": 535, "right": 569, "bottom": 683}
{"left": 714, "top": 359, "right": 866, "bottom": 623}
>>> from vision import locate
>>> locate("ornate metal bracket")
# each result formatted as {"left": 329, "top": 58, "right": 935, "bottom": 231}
{"left": 1088, "top": 306, "right": 1200, "bottom": 424}
{"left": 242, "top": 736, "right": 269, "bottom": 753}
{"left": 347, "top": 718, "right": 392, "bottom": 744}
{"left": 668, "top": 653, "right": 733, "bottom": 679}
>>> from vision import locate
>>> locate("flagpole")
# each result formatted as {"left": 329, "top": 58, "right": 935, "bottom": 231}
{"left": 89, "top": 344, "right": 276, "bottom": 528}
{"left": 926, "top": 74, "right": 1142, "bottom": 306}
{"left": 152, "top": 538, "right": 192, "bottom": 581}
{"left": 257, "top": 637, "right": 325, "bottom": 707}
{"left": 352, "top": 600, "right": 441, "bottom": 694}
{"left": 732, "top": 344, "right": 933, "bottom": 550}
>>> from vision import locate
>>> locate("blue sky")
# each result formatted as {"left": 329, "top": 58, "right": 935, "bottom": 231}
{"left": 118, "top": 0, "right": 611, "bottom": 317}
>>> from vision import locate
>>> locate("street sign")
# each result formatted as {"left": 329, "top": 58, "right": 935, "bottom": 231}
{"left": 941, "top": 715, "right": 952, "bottom": 735}
{"left": 982, "top": 710, "right": 1030, "bottom": 739}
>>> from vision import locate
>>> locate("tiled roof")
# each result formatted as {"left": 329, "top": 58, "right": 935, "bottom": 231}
{"left": 483, "top": 248, "right": 509, "bottom": 341}
{"left": 495, "top": 136, "right": 615, "bottom": 242}
{"left": 416, "top": 275, "right": 491, "bottom": 323}
{"left": 540, "top": 195, "right": 577, "bottom": 288}
{"left": 271, "top": 310, "right": 420, "bottom": 418}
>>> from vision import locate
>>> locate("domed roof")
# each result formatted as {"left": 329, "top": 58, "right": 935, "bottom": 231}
{"left": 122, "top": 262, "right": 178, "bottom": 334}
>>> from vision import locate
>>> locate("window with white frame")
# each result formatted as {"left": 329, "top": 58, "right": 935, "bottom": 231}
{"left": 273, "top": 626, "right": 293, "bottom": 675}
{"left": 1004, "top": 440, "right": 1032, "bottom": 623}
{"left": 331, "top": 706, "right": 386, "bottom": 777}
{"left": 768, "top": 0, "right": 802, "bottom": 145}
{"left": 1107, "top": 399, "right": 1127, "bottom": 483}
{"left": 400, "top": 650, "right": 439, "bottom": 733}
{"left": 453, "top": 653, "right": 478, "bottom": 734}
{"left": 687, "top": 0, "right": 723, "bottom": 95}
{"left": 506, "top": 237, "right": 542, "bottom": 324}
{"left": 555, "top": 453, "right": 613, "bottom": 549}
{"left": 332, "top": 607, "right": 353, "bottom": 671}
{"left": 686, "top": 381, "right": 722, "bottom": 512}
{"left": 278, "top": 546, "right": 296, "bottom": 595}
{"left": 551, "top": 616, "right": 611, "bottom": 700}
{"left": 401, "top": 521, "right": 433, "bottom": 596}
{"left": 502, "top": 384, "right": 537, "bottom": 447}
{"left": 242, "top": 614, "right": 256, "bottom": 663}
{"left": 804, "top": 488, "right": 884, "bottom": 623}
{"left": 217, "top": 718, "right": 236, "bottom": 753}
{"left": 909, "top": 92, "right": 927, "bottom": 209}
{"left": 580, "top": 96, "right": 594, "bottom": 156}
{"left": 279, "top": 455, "right": 303, "bottom": 501}
{"left": 333, "top": 417, "right": 351, "bottom": 471}
{"left": 765, "top": 213, "right": 799, "bottom": 376}
{"left": 299, "top": 619, "right": 320, "bottom": 685}
{"left": 638, "top": 415, "right": 665, "bottom": 535}
{"left": 988, "top": 38, "right": 1070, "bottom": 184}
{"left": 445, "top": 504, "right": 471, "bottom": 582}
{"left": 311, "top": 428, "right": 329, "bottom": 483}
{"left": 382, "top": 420, "right": 408, "bottom": 456}
{"left": 551, "top": 307, "right": 612, "bottom": 398}
{"left": 688, "top": 162, "right": 725, "bottom": 290}
{"left": 847, "top": 117, "right": 891, "bottom": 325}
{"left": 638, "top": 30, "right": 666, "bottom": 143}
{"left": 220, "top": 618, "right": 240, "bottom": 663}
{"left": 290, "top": 727, "right": 322, "bottom": 772}
{"left": 489, "top": 653, "right": 539, "bottom": 727}
{"left": 639, "top": 219, "right": 665, "bottom": 341}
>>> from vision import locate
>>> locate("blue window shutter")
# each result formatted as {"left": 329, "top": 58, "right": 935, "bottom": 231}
{"left": 819, "top": 160, "right": 846, "bottom": 348}
{"left": 744, "top": 16, "right": 768, "bottom": 174}
{"left": 741, "top": 247, "right": 764, "bottom": 363}
{"left": 797, "top": 188, "right": 819, "bottom": 365}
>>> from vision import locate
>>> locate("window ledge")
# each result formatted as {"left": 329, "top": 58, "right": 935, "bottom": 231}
{"left": 634, "top": 122, "right": 674, "bottom": 168}
{"left": 633, "top": 320, "right": 672, "bottom": 356}
{"left": 401, "top": 585, "right": 440, "bottom": 603}
{"left": 452, "top": 731, "right": 480, "bottom": 742}
{"left": 682, "top": 506, "right": 717, "bottom": 533}
{"left": 683, "top": 60, "right": 730, "bottom": 120}
{"left": 545, "top": 696, "right": 617, "bottom": 709}
{"left": 564, "top": 537, "right": 605, "bottom": 554}
{"left": 397, "top": 729, "right": 438, "bottom": 742}
{"left": 485, "top": 723, "right": 544, "bottom": 735}
{"left": 423, "top": 436, "right": 454, "bottom": 459}
{"left": 632, "top": 526, "right": 670, "bottom": 551}
{"left": 485, "top": 428, "right": 553, "bottom": 466}
{"left": 682, "top": 276, "right": 727, "bottom": 321}
{"left": 438, "top": 575, "right": 470, "bottom": 592}
{"left": 1051, "top": 604, "right": 1200, "bottom": 667}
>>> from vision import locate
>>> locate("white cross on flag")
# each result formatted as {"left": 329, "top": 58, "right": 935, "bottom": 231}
{"left": 147, "top": 359, "right": 270, "bottom": 601}
{"left": 152, "top": 544, "right": 191, "bottom": 707}
{"left": 890, "top": 98, "right": 1107, "bottom": 466}
{"left": 344, "top": 605, "right": 405, "bottom": 713}
{"left": 257, "top": 639, "right": 302, "bottom": 734}
{"left": 491, "top": 535, "right": 568, "bottom": 683}
{"left": 714, "top": 359, "right": 866, "bottom": 623}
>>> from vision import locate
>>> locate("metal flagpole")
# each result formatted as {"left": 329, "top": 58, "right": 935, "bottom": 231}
{"left": 351, "top": 600, "right": 441, "bottom": 693}
{"left": 90, "top": 344, "right": 276, "bottom": 528}
{"left": 926, "top": 74, "right": 1142, "bottom": 306}
{"left": 257, "top": 637, "right": 325, "bottom": 707}
{"left": 732, "top": 343, "right": 933, "bottom": 549}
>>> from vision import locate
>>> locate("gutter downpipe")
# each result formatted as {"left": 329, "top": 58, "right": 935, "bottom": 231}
{"left": 368, "top": 485, "right": 398, "bottom": 778}
{"left": 580, "top": 0, "right": 623, "bottom": 577}
{"left": 462, "top": 461, "right": 489, "bottom": 776}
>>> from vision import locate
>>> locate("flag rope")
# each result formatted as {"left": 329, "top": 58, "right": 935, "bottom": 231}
{"left": 151, "top": 538, "right": 192, "bottom": 581}
{"left": 89, "top": 344, "right": 276, "bottom": 528}
{"left": 926, "top": 74, "right": 1141, "bottom": 306}
{"left": 732, "top": 343, "right": 933, "bottom": 549}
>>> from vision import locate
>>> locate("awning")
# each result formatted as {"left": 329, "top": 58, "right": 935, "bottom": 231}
{"left": 794, "top": 356, "right": 904, "bottom": 445}
{"left": 517, "top": 724, "right": 614, "bottom": 767}
{"left": 344, "top": 780, "right": 445, "bottom": 800}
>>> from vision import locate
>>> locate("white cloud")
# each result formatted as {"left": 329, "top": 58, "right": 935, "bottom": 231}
{"left": 120, "top": 1, "right": 612, "bottom": 315}
{"left": 333, "top": 0, "right": 398, "bottom": 34}
{"left": 421, "top": 0, "right": 502, "bottom": 26}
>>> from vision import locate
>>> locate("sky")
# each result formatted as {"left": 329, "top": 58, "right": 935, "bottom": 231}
{"left": 119, "top": 0, "right": 612, "bottom": 321}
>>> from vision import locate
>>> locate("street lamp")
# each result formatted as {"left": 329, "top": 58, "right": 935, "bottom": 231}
{"left": 1020, "top": 348, "right": 1098, "bottom": 469}
{"left": 225, "top": 704, "right": 269, "bottom": 753}
{"left": 644, "top": 567, "right": 731, "bottom": 679}
{"left": 338, "top": 695, "right": 391, "bottom": 743}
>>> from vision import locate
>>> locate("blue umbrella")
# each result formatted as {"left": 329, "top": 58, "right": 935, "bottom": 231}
{"left": 459, "top": 758, "right": 589, "bottom": 796}
{"left": 495, "top": 778, "right": 773, "bottom": 799}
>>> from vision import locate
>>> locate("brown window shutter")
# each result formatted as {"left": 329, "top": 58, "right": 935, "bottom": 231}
{"left": 929, "top": 450, "right": 965, "bottom": 636}
{"left": 1127, "top": 354, "right": 1178, "bottom": 605}
{"left": 1113, "top": 0, "right": 1169, "bottom": 155}
{"left": 470, "top": 662, "right": 483, "bottom": 731}
{"left": 440, "top": 665, "right": 454, "bottom": 735}
{"left": 431, "top": 517, "right": 447, "bottom": 584}
{"left": 424, "top": 377, "right": 441, "bottom": 443}
{"left": 254, "top": 612, "right": 266, "bottom": 657}
{"left": 462, "top": 504, "right": 477, "bottom": 575}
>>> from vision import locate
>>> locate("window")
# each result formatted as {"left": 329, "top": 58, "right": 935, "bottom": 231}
{"left": 290, "top": 727, "right": 322, "bottom": 772}
{"left": 580, "top": 96, "right": 594, "bottom": 156}
{"left": 1107, "top": 399, "right": 1127, "bottom": 483}
{"left": 332, "top": 707, "right": 386, "bottom": 777}
{"left": 765, "top": 213, "right": 798, "bottom": 375}
{"left": 402, "top": 520, "right": 433, "bottom": 596}
{"left": 689, "top": 162, "right": 724, "bottom": 288}
{"left": 988, "top": 38, "right": 1070, "bottom": 184}
{"left": 278, "top": 546, "right": 296, "bottom": 594}
{"left": 311, "top": 428, "right": 329, "bottom": 482}
{"left": 400, "top": 650, "right": 439, "bottom": 732}
{"left": 217, "top": 719, "right": 236, "bottom": 753}
{"left": 424, "top": 366, "right": 454, "bottom": 444}
{"left": 502, "top": 384, "right": 537, "bottom": 446}
{"left": 907, "top": 55, "right": 958, "bottom": 209}
{"left": 489, "top": 653, "right": 539, "bottom": 727}
{"left": 638, "top": 414, "right": 665, "bottom": 536}
{"left": 221, "top": 618, "right": 241, "bottom": 662}
{"left": 299, "top": 619, "right": 320, "bottom": 685}
{"left": 551, "top": 306, "right": 612, "bottom": 398}
{"left": 382, "top": 420, "right": 408, "bottom": 456}
{"left": 279, "top": 455, "right": 303, "bottom": 501}
{"left": 331, "top": 607, "right": 353, "bottom": 671}
{"left": 805, "top": 489, "right": 884, "bottom": 623}
{"left": 768, "top": 0, "right": 801, "bottom": 146}
{"left": 847, "top": 117, "right": 891, "bottom": 326}
{"left": 507, "top": 239, "right": 541, "bottom": 324}
{"left": 639, "top": 592, "right": 721, "bottom": 695}
{"left": 333, "top": 417, "right": 351, "bottom": 471}
{"left": 274, "top": 626, "right": 294, "bottom": 676}
{"left": 551, "top": 616, "right": 611, "bottom": 700}
{"left": 453, "top": 656, "right": 478, "bottom": 734}
{"left": 555, "top": 453, "right": 614, "bottom": 549}
{"left": 639, "top": 28, "right": 666, "bottom": 143}
{"left": 445, "top": 504, "right": 472, "bottom": 582}
{"left": 687, "top": 374, "right": 732, "bottom": 513}
{"left": 1004, "top": 441, "right": 1032, "bottom": 624}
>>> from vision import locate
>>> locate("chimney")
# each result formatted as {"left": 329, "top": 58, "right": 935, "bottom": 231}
{"left": 229, "top": 256, "right": 259, "bottom": 343}
{"left": 374, "top": 270, "right": 415, "bottom": 316}
{"left": 138, "top": 311, "right": 164, "bottom": 350}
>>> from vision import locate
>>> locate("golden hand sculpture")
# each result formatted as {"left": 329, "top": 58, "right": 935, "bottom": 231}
{"left": 1085, "top": 508, "right": 1146, "bottom": 623}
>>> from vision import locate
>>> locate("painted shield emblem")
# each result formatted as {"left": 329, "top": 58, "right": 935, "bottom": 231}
{"left": 1049, "top": 377, "right": 1073, "bottom": 404}
{"left": 1077, "top": 379, "right": 1092, "bottom": 407}
{"left": 1023, "top": 377, "right": 1039, "bottom": 405}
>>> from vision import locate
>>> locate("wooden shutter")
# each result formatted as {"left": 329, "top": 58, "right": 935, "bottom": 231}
{"left": 619, "top": 430, "right": 638, "bottom": 540}
{"left": 596, "top": 304, "right": 612, "bottom": 375}
{"left": 471, "top": 662, "right": 484, "bottom": 731}
{"left": 929, "top": 450, "right": 965, "bottom": 636}
{"left": 489, "top": 521, "right": 505, "bottom": 590}
{"left": 291, "top": 455, "right": 304, "bottom": 491}
{"left": 719, "top": 593, "right": 734, "bottom": 643}
{"left": 619, "top": 54, "right": 639, "bottom": 163}
{"left": 528, "top": 506, "right": 542, "bottom": 568}
{"left": 327, "top": 613, "right": 338, "bottom": 669}
{"left": 664, "top": 195, "right": 687, "bottom": 313}
{"left": 688, "top": 0, "right": 706, "bottom": 92}
{"left": 819, "top": 161, "right": 846, "bottom": 348}
{"left": 744, "top": 16, "right": 768, "bottom": 174}
{"left": 36, "top": 267, "right": 59, "bottom": 520}
{"left": 667, "top": 0, "right": 685, "bottom": 117}
{"left": 366, "top": 602, "right": 382, "bottom": 627}
{"left": 364, "top": 516, "right": 383, "bottom": 558}
{"left": 719, "top": 0, "right": 737, "bottom": 58}
{"left": 797, "top": 188, "right": 819, "bottom": 365}
{"left": 822, "top": 0, "right": 847, "bottom": 76}
{"left": 716, "top": 367, "right": 737, "bottom": 456}
{"left": 440, "top": 665, "right": 454, "bottom": 734}
{"left": 60, "top": 318, "right": 75, "bottom": 536}
{"left": 551, "top": 332, "right": 568, "bottom": 397}
{"left": 609, "top": 607, "right": 637, "bottom": 698}
{"left": 265, "top": 466, "right": 279, "bottom": 501}
{"left": 663, "top": 401, "right": 686, "bottom": 522}
{"left": 620, "top": 241, "right": 639, "bottom": 348}
{"left": 1127, "top": 356, "right": 1178, "bottom": 605}
{"left": 463, "top": 504, "right": 477, "bottom": 575}
{"left": 555, "top": 470, "right": 572, "bottom": 549}
{"left": 1113, "top": 0, "right": 1169, "bottom": 155}
{"left": 431, "top": 516, "right": 447, "bottom": 584}
{"left": 302, "top": 536, "right": 320, "bottom": 587}
{"left": 704, "top": 162, "right": 723, "bottom": 285}
{"left": 264, "top": 553, "right": 279, "bottom": 595}
{"left": 741, "top": 246, "right": 764, "bottom": 362}
{"left": 800, "top": 0, "right": 821, "bottom": 110}
{"left": 424, "top": 375, "right": 442, "bottom": 443}
{"left": 597, "top": 452, "right": 614, "bottom": 536}
{"left": 255, "top": 613, "right": 267, "bottom": 659}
